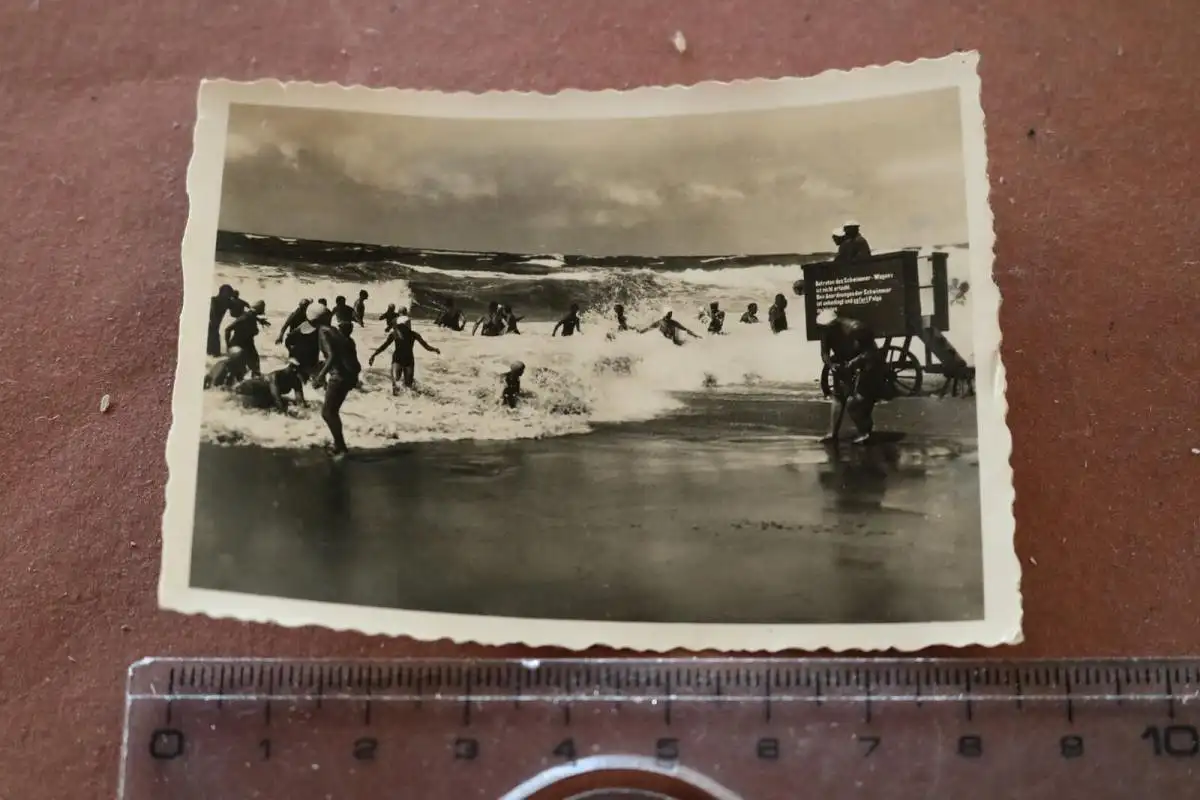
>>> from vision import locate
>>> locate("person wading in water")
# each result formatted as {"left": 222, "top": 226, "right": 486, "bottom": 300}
{"left": 815, "top": 308, "right": 893, "bottom": 445}
{"left": 234, "top": 359, "right": 308, "bottom": 413}
{"left": 368, "top": 315, "right": 441, "bottom": 394}
{"left": 552, "top": 303, "right": 583, "bottom": 337}
{"left": 472, "top": 301, "right": 505, "bottom": 336}
{"left": 225, "top": 299, "right": 270, "bottom": 377}
{"left": 276, "top": 298, "right": 312, "bottom": 345}
{"left": 768, "top": 293, "right": 789, "bottom": 334}
{"left": 311, "top": 309, "right": 362, "bottom": 457}
{"left": 638, "top": 308, "right": 700, "bottom": 345}
{"left": 208, "top": 284, "right": 235, "bottom": 356}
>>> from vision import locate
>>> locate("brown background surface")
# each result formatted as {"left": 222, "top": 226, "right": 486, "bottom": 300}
{"left": 1, "top": 1, "right": 1197, "bottom": 797}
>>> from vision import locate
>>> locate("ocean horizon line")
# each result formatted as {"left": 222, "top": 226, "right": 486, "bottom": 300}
{"left": 215, "top": 229, "right": 971, "bottom": 269}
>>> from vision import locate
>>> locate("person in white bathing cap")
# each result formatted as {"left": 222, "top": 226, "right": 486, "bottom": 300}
{"left": 638, "top": 307, "right": 700, "bottom": 346}
{"left": 282, "top": 301, "right": 329, "bottom": 380}
{"left": 835, "top": 219, "right": 872, "bottom": 263}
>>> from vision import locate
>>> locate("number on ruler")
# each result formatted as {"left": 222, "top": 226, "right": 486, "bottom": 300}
{"left": 858, "top": 736, "right": 880, "bottom": 757}
{"left": 552, "top": 738, "right": 577, "bottom": 762}
{"left": 1142, "top": 725, "right": 1200, "bottom": 757}
{"left": 259, "top": 739, "right": 271, "bottom": 760}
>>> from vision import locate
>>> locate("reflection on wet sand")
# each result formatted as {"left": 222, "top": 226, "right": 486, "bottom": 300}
{"left": 191, "top": 413, "right": 983, "bottom": 624}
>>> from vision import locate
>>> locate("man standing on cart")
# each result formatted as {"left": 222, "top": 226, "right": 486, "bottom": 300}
{"left": 835, "top": 220, "right": 872, "bottom": 263}
{"left": 815, "top": 308, "right": 894, "bottom": 445}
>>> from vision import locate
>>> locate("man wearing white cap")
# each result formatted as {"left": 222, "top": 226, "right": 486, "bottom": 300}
{"left": 834, "top": 220, "right": 872, "bottom": 264}
{"left": 368, "top": 315, "right": 441, "bottom": 395}
{"left": 814, "top": 307, "right": 889, "bottom": 445}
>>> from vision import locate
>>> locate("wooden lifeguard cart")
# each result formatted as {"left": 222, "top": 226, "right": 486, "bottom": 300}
{"left": 799, "top": 250, "right": 974, "bottom": 399}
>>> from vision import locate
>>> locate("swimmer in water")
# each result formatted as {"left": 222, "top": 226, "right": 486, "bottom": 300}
{"left": 276, "top": 298, "right": 312, "bottom": 345}
{"left": 225, "top": 299, "right": 270, "bottom": 376}
{"left": 331, "top": 296, "right": 354, "bottom": 326}
{"left": 203, "top": 345, "right": 248, "bottom": 389}
{"left": 768, "top": 293, "right": 789, "bottom": 334}
{"left": 312, "top": 312, "right": 362, "bottom": 456}
{"left": 706, "top": 301, "right": 726, "bottom": 334}
{"left": 472, "top": 301, "right": 504, "bottom": 337}
{"left": 638, "top": 308, "right": 700, "bottom": 346}
{"left": 552, "top": 303, "right": 583, "bottom": 337}
{"left": 740, "top": 302, "right": 759, "bottom": 324}
{"left": 379, "top": 303, "right": 400, "bottom": 330}
{"left": 434, "top": 300, "right": 467, "bottom": 331}
{"left": 368, "top": 315, "right": 441, "bottom": 394}
{"left": 614, "top": 304, "right": 630, "bottom": 331}
{"left": 285, "top": 302, "right": 328, "bottom": 380}
{"left": 227, "top": 289, "right": 250, "bottom": 319}
{"left": 234, "top": 359, "right": 308, "bottom": 413}
{"left": 208, "top": 284, "right": 235, "bottom": 356}
{"left": 353, "top": 290, "right": 369, "bottom": 326}
{"left": 501, "top": 304, "right": 524, "bottom": 335}
{"left": 499, "top": 360, "right": 526, "bottom": 409}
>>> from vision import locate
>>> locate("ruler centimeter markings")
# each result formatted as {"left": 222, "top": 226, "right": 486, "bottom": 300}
{"left": 121, "top": 658, "right": 1200, "bottom": 799}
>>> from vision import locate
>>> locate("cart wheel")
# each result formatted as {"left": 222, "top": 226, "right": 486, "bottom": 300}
{"left": 883, "top": 345, "right": 923, "bottom": 397}
{"left": 820, "top": 363, "right": 833, "bottom": 398}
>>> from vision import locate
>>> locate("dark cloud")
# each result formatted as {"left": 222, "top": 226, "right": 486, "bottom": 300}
{"left": 218, "top": 88, "right": 970, "bottom": 256}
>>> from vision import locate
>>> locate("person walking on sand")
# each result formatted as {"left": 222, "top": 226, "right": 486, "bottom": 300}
{"left": 706, "top": 301, "right": 726, "bottom": 334}
{"left": 225, "top": 299, "right": 270, "bottom": 377}
{"left": 472, "top": 301, "right": 504, "bottom": 336}
{"left": 353, "top": 289, "right": 369, "bottom": 326}
{"left": 499, "top": 360, "right": 526, "bottom": 409}
{"left": 276, "top": 298, "right": 312, "bottom": 345}
{"left": 233, "top": 359, "right": 308, "bottom": 413}
{"left": 768, "top": 293, "right": 788, "bottom": 334}
{"left": 552, "top": 303, "right": 583, "bottom": 337}
{"left": 312, "top": 311, "right": 362, "bottom": 457}
{"left": 740, "top": 302, "right": 759, "bottom": 324}
{"left": 815, "top": 308, "right": 893, "bottom": 445}
{"left": 639, "top": 308, "right": 700, "bottom": 346}
{"left": 208, "top": 284, "right": 235, "bottom": 356}
{"left": 368, "top": 315, "right": 441, "bottom": 394}
{"left": 835, "top": 220, "right": 872, "bottom": 263}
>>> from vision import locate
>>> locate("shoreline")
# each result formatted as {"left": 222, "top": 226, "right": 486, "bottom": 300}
{"left": 189, "top": 395, "right": 983, "bottom": 625}
{"left": 200, "top": 393, "right": 979, "bottom": 453}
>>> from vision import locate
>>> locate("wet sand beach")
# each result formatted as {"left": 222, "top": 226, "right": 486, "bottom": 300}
{"left": 189, "top": 394, "right": 983, "bottom": 625}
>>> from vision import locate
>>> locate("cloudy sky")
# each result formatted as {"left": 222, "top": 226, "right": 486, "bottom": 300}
{"left": 218, "top": 88, "right": 969, "bottom": 256}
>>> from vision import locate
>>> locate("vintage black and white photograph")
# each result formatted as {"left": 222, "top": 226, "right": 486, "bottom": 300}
{"left": 161, "top": 55, "right": 1020, "bottom": 651}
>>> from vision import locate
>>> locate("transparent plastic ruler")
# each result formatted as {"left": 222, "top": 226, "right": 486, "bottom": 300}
{"left": 119, "top": 657, "right": 1200, "bottom": 799}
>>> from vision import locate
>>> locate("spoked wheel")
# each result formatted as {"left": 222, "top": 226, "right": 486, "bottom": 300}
{"left": 882, "top": 345, "right": 923, "bottom": 397}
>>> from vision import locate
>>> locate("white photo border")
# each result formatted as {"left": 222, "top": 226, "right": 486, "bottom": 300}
{"left": 160, "top": 52, "right": 1020, "bottom": 652}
